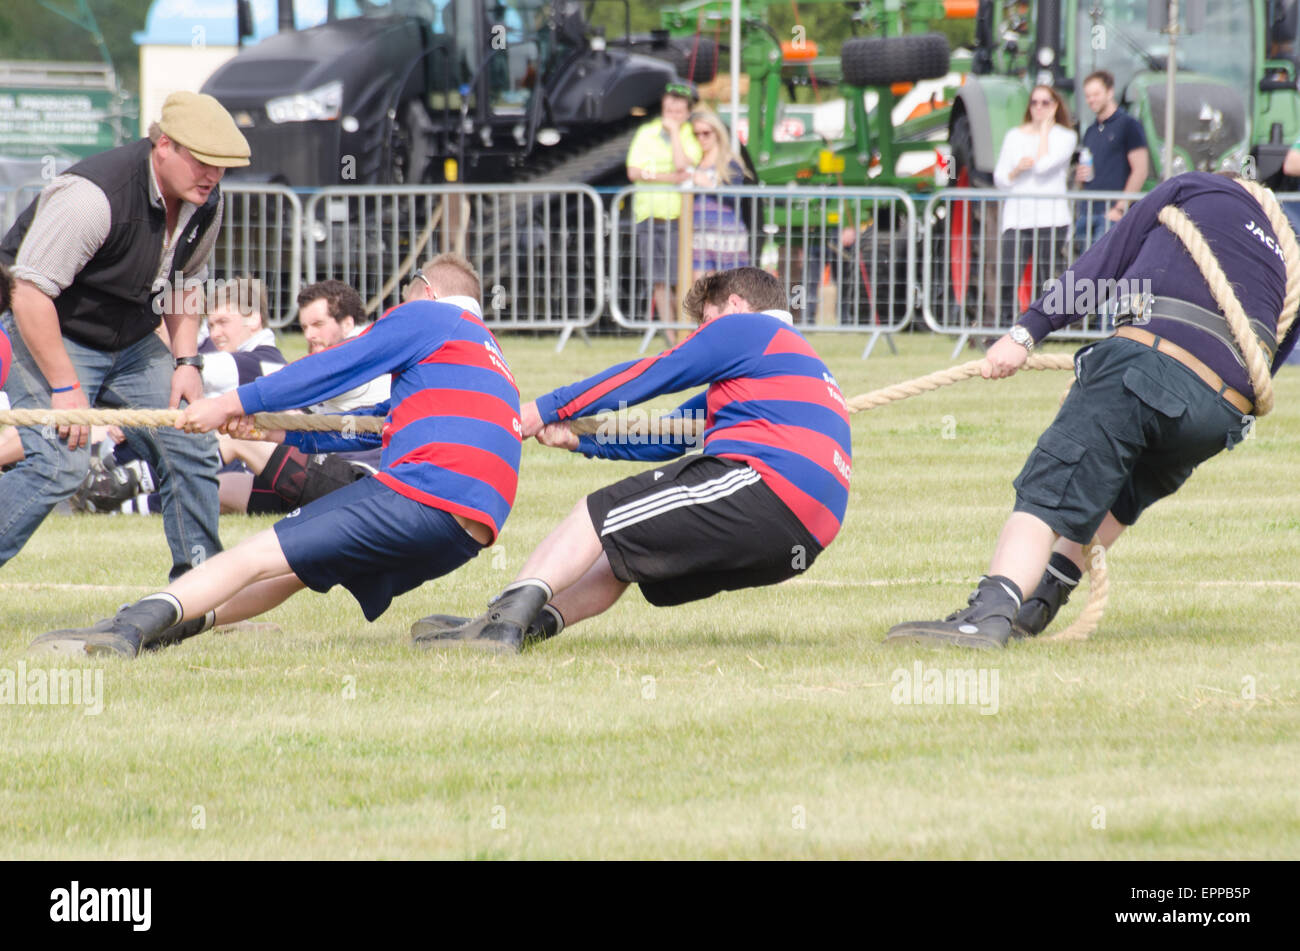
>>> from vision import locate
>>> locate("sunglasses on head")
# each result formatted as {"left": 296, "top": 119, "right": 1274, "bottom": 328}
{"left": 408, "top": 271, "right": 434, "bottom": 296}
{"left": 664, "top": 82, "right": 698, "bottom": 102}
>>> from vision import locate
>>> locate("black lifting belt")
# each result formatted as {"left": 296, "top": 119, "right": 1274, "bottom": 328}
{"left": 1104, "top": 293, "right": 1277, "bottom": 369}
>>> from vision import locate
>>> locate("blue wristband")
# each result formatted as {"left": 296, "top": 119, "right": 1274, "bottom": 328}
{"left": 51, "top": 382, "right": 80, "bottom": 394}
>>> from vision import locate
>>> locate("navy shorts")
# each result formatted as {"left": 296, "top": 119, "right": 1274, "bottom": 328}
{"left": 274, "top": 477, "right": 483, "bottom": 621}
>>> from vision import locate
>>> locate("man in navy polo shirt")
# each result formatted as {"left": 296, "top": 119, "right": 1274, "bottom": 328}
{"left": 888, "top": 172, "right": 1297, "bottom": 649}
{"left": 1074, "top": 70, "right": 1150, "bottom": 251}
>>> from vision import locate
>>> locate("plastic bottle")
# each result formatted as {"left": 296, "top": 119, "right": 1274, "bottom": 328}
{"left": 1079, "top": 146, "right": 1094, "bottom": 183}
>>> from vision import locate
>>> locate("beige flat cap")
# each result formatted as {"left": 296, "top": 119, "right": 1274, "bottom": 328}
{"left": 158, "top": 91, "right": 251, "bottom": 167}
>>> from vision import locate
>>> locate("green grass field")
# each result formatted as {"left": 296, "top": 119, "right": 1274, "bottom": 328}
{"left": 2, "top": 331, "right": 1298, "bottom": 859}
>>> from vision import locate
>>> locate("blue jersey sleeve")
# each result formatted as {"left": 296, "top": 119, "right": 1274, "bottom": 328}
{"left": 535, "top": 318, "right": 754, "bottom": 423}
{"left": 573, "top": 391, "right": 707, "bottom": 461}
{"left": 283, "top": 402, "right": 388, "bottom": 454}
{"left": 237, "top": 302, "right": 451, "bottom": 414}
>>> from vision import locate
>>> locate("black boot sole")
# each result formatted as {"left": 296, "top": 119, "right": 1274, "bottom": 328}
{"left": 412, "top": 616, "right": 523, "bottom": 654}
{"left": 29, "top": 628, "right": 138, "bottom": 659}
{"left": 884, "top": 621, "right": 1008, "bottom": 650}
{"left": 409, "top": 614, "right": 468, "bottom": 640}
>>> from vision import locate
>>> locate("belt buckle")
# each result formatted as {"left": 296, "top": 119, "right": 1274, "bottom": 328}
{"left": 1109, "top": 292, "right": 1154, "bottom": 327}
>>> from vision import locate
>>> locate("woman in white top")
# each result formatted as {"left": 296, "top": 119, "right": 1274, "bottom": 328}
{"left": 993, "top": 85, "right": 1077, "bottom": 323}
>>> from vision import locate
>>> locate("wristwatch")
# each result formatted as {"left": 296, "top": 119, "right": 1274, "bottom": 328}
{"left": 174, "top": 355, "right": 205, "bottom": 371}
{"left": 1008, "top": 325, "right": 1035, "bottom": 351}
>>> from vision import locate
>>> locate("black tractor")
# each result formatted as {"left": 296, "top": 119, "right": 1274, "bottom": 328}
{"left": 205, "top": 0, "right": 718, "bottom": 187}
{"left": 204, "top": 0, "right": 717, "bottom": 325}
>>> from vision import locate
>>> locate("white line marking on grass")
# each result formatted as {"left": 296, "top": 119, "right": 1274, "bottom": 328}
{"left": 0, "top": 582, "right": 151, "bottom": 592}
{"left": 786, "top": 578, "right": 1300, "bottom": 589}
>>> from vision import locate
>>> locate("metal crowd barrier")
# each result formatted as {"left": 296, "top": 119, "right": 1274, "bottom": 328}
{"left": 609, "top": 184, "right": 918, "bottom": 356}
{"left": 9, "top": 178, "right": 1299, "bottom": 355}
{"left": 302, "top": 184, "right": 604, "bottom": 348}
{"left": 921, "top": 188, "right": 1143, "bottom": 358}
{"left": 213, "top": 184, "right": 303, "bottom": 329}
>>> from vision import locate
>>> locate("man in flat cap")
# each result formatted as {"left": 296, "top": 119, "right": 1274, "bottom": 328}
{"left": 0, "top": 91, "right": 250, "bottom": 580}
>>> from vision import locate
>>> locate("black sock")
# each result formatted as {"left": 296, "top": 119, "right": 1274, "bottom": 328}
{"left": 1047, "top": 552, "right": 1082, "bottom": 587}
{"left": 983, "top": 574, "right": 1024, "bottom": 609}
{"left": 530, "top": 604, "right": 565, "bottom": 641}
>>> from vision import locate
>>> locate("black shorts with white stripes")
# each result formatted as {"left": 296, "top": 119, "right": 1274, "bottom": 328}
{"left": 585, "top": 454, "right": 822, "bottom": 607}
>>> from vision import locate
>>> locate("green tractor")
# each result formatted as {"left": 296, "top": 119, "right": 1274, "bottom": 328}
{"left": 658, "top": 0, "right": 1300, "bottom": 332}
{"left": 655, "top": 0, "right": 973, "bottom": 332}
{"left": 660, "top": 0, "right": 970, "bottom": 190}
{"left": 940, "top": 0, "right": 1300, "bottom": 322}
{"left": 950, "top": 0, "right": 1300, "bottom": 187}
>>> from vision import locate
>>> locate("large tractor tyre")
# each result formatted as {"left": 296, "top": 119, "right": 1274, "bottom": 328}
{"left": 841, "top": 33, "right": 951, "bottom": 87}
{"left": 942, "top": 113, "right": 997, "bottom": 322}
{"left": 389, "top": 99, "right": 436, "bottom": 185}
{"left": 669, "top": 36, "right": 719, "bottom": 84}
{"left": 948, "top": 112, "right": 992, "bottom": 188}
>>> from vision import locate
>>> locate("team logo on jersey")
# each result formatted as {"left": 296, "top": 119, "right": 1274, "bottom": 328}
{"left": 482, "top": 339, "right": 514, "bottom": 382}
{"left": 1244, "top": 219, "right": 1286, "bottom": 264}
{"left": 833, "top": 449, "right": 851, "bottom": 481}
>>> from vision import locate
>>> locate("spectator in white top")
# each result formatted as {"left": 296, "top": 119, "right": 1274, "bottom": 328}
{"left": 215, "top": 278, "right": 389, "bottom": 513}
{"left": 296, "top": 279, "right": 390, "bottom": 412}
{"left": 993, "top": 85, "right": 1077, "bottom": 323}
{"left": 199, "top": 276, "right": 286, "bottom": 397}
{"left": 68, "top": 277, "right": 287, "bottom": 515}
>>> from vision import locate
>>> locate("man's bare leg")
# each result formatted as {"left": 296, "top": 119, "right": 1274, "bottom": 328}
{"left": 511, "top": 498, "right": 605, "bottom": 594}
{"left": 141, "top": 571, "right": 307, "bottom": 653}
{"left": 1045, "top": 511, "right": 1128, "bottom": 574}
{"left": 888, "top": 511, "right": 1064, "bottom": 649}
{"left": 211, "top": 572, "right": 306, "bottom": 626}
{"left": 166, "top": 529, "right": 295, "bottom": 621}
{"left": 414, "top": 497, "right": 613, "bottom": 653}
{"left": 1012, "top": 511, "right": 1130, "bottom": 637}
{"left": 549, "top": 553, "right": 629, "bottom": 627}
{"left": 987, "top": 511, "right": 1060, "bottom": 598}
{"left": 219, "top": 471, "right": 254, "bottom": 513}
{"left": 219, "top": 435, "right": 278, "bottom": 473}
{"left": 31, "top": 529, "right": 300, "bottom": 658}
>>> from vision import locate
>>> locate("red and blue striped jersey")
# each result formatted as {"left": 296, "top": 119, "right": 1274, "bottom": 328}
{"left": 535, "top": 312, "right": 852, "bottom": 547}
{"left": 237, "top": 299, "right": 522, "bottom": 541}
{"left": 0, "top": 320, "right": 10, "bottom": 387}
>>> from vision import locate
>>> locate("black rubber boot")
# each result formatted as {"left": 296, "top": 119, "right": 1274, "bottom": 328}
{"left": 1013, "top": 553, "right": 1082, "bottom": 638}
{"left": 29, "top": 598, "right": 180, "bottom": 660}
{"left": 410, "top": 603, "right": 564, "bottom": 647}
{"left": 67, "top": 455, "right": 145, "bottom": 513}
{"left": 885, "top": 575, "right": 1024, "bottom": 650}
{"left": 140, "top": 611, "right": 215, "bottom": 653}
{"left": 412, "top": 580, "right": 552, "bottom": 654}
